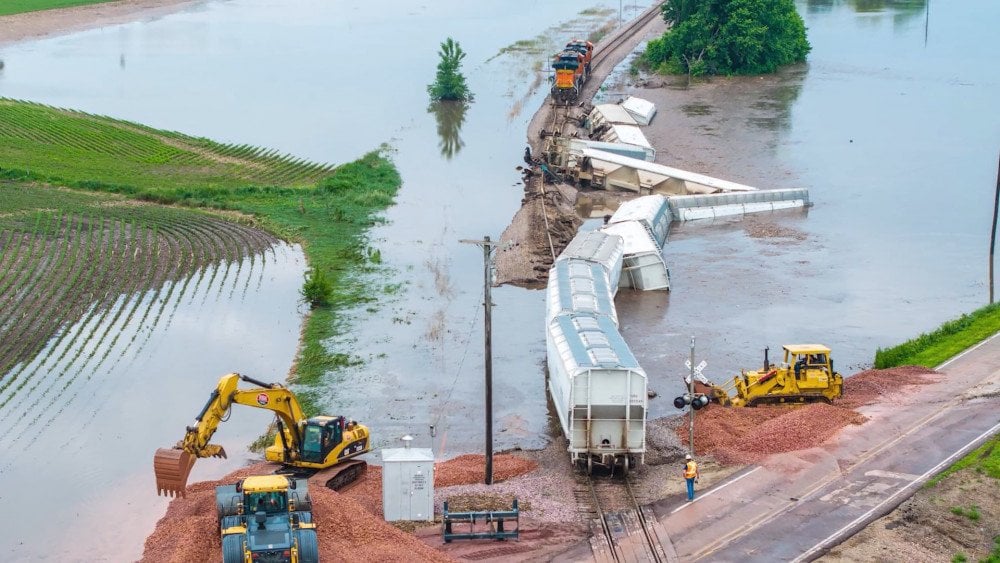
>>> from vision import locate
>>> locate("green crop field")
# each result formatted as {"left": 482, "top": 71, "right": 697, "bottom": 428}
{"left": 0, "top": 0, "right": 117, "bottom": 17}
{"left": 0, "top": 98, "right": 402, "bottom": 416}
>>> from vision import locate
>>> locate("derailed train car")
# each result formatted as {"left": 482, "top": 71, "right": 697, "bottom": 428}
{"left": 547, "top": 312, "right": 647, "bottom": 475}
{"left": 546, "top": 258, "right": 619, "bottom": 327}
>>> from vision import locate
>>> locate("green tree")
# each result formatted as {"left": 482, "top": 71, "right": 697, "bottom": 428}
{"left": 644, "top": 0, "right": 810, "bottom": 76}
{"left": 428, "top": 38, "right": 473, "bottom": 102}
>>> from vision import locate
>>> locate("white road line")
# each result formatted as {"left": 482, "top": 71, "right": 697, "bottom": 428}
{"left": 863, "top": 469, "right": 920, "bottom": 481}
{"left": 936, "top": 330, "right": 1000, "bottom": 369}
{"left": 670, "top": 466, "right": 762, "bottom": 514}
{"left": 793, "top": 420, "right": 1000, "bottom": 563}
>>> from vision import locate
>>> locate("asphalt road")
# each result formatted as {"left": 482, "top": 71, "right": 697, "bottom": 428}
{"left": 652, "top": 334, "right": 1000, "bottom": 562}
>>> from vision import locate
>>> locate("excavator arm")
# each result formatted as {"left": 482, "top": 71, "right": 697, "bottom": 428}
{"left": 154, "top": 373, "right": 309, "bottom": 497}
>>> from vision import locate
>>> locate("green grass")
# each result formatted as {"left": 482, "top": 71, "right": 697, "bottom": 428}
{"left": 0, "top": 99, "right": 401, "bottom": 416}
{"left": 874, "top": 302, "right": 1000, "bottom": 368}
{"left": 926, "top": 435, "right": 1000, "bottom": 488}
{"left": 0, "top": 0, "right": 115, "bottom": 17}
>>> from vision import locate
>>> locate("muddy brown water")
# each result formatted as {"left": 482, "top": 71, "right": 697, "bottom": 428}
{"left": 0, "top": 0, "right": 997, "bottom": 559}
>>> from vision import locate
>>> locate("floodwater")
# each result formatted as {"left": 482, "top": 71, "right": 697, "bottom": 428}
{"left": 0, "top": 0, "right": 997, "bottom": 558}
{"left": 613, "top": 0, "right": 1000, "bottom": 417}
{"left": 0, "top": 244, "right": 305, "bottom": 561}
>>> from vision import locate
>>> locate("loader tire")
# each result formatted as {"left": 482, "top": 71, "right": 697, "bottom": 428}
{"left": 221, "top": 534, "right": 244, "bottom": 563}
{"left": 297, "top": 529, "right": 319, "bottom": 563}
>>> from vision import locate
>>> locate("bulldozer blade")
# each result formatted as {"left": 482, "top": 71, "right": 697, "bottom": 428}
{"left": 153, "top": 448, "right": 196, "bottom": 498}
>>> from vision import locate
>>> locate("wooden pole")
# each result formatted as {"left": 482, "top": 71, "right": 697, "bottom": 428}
{"left": 461, "top": 236, "right": 497, "bottom": 485}
{"left": 483, "top": 236, "right": 494, "bottom": 485}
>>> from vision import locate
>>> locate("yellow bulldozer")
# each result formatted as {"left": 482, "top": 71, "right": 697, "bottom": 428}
{"left": 703, "top": 344, "right": 843, "bottom": 407}
{"left": 154, "top": 372, "right": 371, "bottom": 497}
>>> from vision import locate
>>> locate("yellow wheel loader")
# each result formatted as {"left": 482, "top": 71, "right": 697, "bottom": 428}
{"left": 216, "top": 474, "right": 318, "bottom": 563}
{"left": 154, "top": 372, "right": 371, "bottom": 497}
{"left": 705, "top": 344, "right": 843, "bottom": 407}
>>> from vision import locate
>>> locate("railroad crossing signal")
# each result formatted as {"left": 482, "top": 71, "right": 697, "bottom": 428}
{"left": 673, "top": 393, "right": 710, "bottom": 410}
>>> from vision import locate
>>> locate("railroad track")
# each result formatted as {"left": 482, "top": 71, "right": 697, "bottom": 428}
{"left": 540, "top": 1, "right": 666, "bottom": 149}
{"left": 589, "top": 1, "right": 665, "bottom": 70}
{"left": 575, "top": 472, "right": 670, "bottom": 563}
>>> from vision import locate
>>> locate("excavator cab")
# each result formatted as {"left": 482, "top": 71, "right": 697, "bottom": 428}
{"left": 300, "top": 417, "right": 343, "bottom": 463}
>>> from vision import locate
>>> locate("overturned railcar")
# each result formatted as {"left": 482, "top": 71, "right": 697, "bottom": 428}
{"left": 555, "top": 229, "right": 624, "bottom": 293}
{"left": 546, "top": 312, "right": 647, "bottom": 474}
{"left": 607, "top": 194, "right": 671, "bottom": 250}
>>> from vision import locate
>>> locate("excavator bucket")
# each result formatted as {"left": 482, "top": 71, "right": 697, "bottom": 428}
{"left": 153, "top": 448, "right": 204, "bottom": 497}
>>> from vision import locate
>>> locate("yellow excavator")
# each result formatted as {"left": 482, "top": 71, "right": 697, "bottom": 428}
{"left": 154, "top": 372, "right": 371, "bottom": 497}
{"left": 703, "top": 344, "right": 844, "bottom": 407}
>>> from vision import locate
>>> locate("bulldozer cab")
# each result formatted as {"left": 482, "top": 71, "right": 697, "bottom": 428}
{"left": 785, "top": 345, "right": 833, "bottom": 387}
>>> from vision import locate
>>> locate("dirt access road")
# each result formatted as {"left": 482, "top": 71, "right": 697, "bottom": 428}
{"left": 655, "top": 336, "right": 1000, "bottom": 562}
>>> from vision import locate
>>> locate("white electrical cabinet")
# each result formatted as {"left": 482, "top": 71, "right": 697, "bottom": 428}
{"left": 381, "top": 445, "right": 435, "bottom": 522}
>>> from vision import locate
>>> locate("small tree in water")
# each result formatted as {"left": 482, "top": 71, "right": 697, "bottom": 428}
{"left": 428, "top": 38, "right": 473, "bottom": 102}
{"left": 643, "top": 0, "right": 810, "bottom": 76}
{"left": 301, "top": 266, "right": 333, "bottom": 308}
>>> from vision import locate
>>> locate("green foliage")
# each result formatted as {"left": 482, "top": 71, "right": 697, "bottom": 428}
{"left": 428, "top": 38, "right": 473, "bottom": 102}
{"left": 875, "top": 302, "right": 1000, "bottom": 368}
{"left": 952, "top": 554, "right": 967, "bottom": 563}
{"left": 0, "top": 0, "right": 114, "bottom": 16}
{"left": 926, "top": 435, "right": 1000, "bottom": 488}
{"left": 984, "top": 536, "right": 1000, "bottom": 563}
{"left": 301, "top": 267, "right": 333, "bottom": 308}
{"left": 949, "top": 505, "right": 981, "bottom": 521}
{"left": 642, "top": 0, "right": 810, "bottom": 76}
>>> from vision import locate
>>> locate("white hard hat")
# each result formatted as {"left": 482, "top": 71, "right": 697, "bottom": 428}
{"left": 685, "top": 454, "right": 692, "bottom": 460}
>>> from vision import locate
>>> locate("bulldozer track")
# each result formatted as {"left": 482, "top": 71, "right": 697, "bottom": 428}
{"left": 575, "top": 472, "right": 666, "bottom": 563}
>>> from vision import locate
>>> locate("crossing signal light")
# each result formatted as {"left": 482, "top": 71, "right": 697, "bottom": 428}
{"left": 674, "top": 393, "right": 710, "bottom": 410}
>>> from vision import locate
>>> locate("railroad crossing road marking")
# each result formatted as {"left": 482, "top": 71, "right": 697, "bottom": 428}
{"left": 864, "top": 469, "right": 920, "bottom": 481}
{"left": 820, "top": 480, "right": 897, "bottom": 506}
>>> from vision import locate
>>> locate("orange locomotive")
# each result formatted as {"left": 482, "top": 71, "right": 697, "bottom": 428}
{"left": 551, "top": 39, "right": 594, "bottom": 104}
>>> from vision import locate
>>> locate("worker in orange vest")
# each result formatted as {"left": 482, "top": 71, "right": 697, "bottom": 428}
{"left": 684, "top": 454, "right": 700, "bottom": 501}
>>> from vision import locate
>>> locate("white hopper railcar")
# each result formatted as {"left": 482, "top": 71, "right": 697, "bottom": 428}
{"left": 554, "top": 229, "right": 624, "bottom": 293}
{"left": 607, "top": 194, "right": 672, "bottom": 249}
{"left": 546, "top": 259, "right": 618, "bottom": 327}
{"left": 547, "top": 312, "right": 647, "bottom": 474}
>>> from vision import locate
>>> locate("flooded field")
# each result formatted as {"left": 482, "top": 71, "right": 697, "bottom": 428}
{"left": 0, "top": 242, "right": 305, "bottom": 561}
{"left": 0, "top": 0, "right": 997, "bottom": 558}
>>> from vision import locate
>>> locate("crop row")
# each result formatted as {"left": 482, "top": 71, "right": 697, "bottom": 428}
{"left": 0, "top": 99, "right": 336, "bottom": 190}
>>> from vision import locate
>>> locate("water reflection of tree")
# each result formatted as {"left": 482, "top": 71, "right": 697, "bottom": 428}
{"left": 429, "top": 100, "right": 468, "bottom": 160}
{"left": 804, "top": 0, "right": 927, "bottom": 23}
{"left": 747, "top": 65, "right": 806, "bottom": 133}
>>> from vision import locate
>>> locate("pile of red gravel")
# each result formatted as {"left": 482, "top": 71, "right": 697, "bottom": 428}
{"left": 140, "top": 454, "right": 537, "bottom": 562}
{"left": 687, "top": 366, "right": 940, "bottom": 465}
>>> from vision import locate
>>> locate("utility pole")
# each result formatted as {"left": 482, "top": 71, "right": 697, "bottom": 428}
{"left": 460, "top": 235, "right": 498, "bottom": 484}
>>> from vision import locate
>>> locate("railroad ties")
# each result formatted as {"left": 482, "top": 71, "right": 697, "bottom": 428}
{"left": 577, "top": 475, "right": 679, "bottom": 563}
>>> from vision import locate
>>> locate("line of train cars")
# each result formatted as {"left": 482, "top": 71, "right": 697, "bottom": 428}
{"left": 551, "top": 39, "right": 594, "bottom": 104}
{"left": 545, "top": 195, "right": 672, "bottom": 475}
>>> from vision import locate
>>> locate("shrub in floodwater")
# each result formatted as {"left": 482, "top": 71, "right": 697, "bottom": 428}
{"left": 428, "top": 38, "right": 473, "bottom": 102}
{"left": 301, "top": 266, "right": 333, "bottom": 308}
